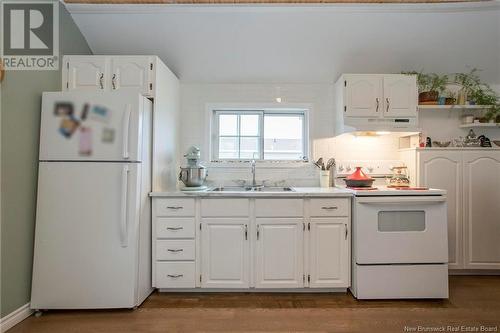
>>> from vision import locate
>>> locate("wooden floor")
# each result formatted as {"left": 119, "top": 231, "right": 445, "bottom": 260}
{"left": 10, "top": 276, "right": 500, "bottom": 333}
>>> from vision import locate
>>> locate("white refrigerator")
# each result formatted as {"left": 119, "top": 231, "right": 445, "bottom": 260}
{"left": 31, "top": 91, "right": 153, "bottom": 310}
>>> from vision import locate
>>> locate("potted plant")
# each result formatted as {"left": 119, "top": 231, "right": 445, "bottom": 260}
{"left": 454, "top": 68, "right": 500, "bottom": 121}
{"left": 444, "top": 90, "right": 456, "bottom": 105}
{"left": 402, "top": 71, "right": 448, "bottom": 104}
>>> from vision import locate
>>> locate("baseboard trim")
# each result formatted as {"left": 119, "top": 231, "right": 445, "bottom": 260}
{"left": 0, "top": 303, "right": 33, "bottom": 333}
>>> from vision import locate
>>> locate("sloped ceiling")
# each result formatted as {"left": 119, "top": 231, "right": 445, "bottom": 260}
{"left": 65, "top": 2, "right": 500, "bottom": 83}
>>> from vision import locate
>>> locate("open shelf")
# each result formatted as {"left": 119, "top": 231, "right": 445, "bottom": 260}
{"left": 459, "top": 123, "right": 499, "bottom": 128}
{"left": 418, "top": 105, "right": 493, "bottom": 110}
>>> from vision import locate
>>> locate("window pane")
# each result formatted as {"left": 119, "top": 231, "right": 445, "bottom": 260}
{"left": 239, "top": 137, "right": 259, "bottom": 159}
{"left": 219, "top": 114, "right": 238, "bottom": 136}
{"left": 240, "top": 115, "right": 259, "bottom": 136}
{"left": 219, "top": 137, "right": 239, "bottom": 159}
{"left": 264, "top": 114, "right": 304, "bottom": 160}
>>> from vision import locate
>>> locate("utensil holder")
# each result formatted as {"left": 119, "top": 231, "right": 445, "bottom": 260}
{"left": 319, "top": 170, "right": 330, "bottom": 188}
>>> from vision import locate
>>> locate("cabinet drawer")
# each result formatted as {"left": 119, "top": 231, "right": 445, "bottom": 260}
{"left": 255, "top": 199, "right": 303, "bottom": 217}
{"left": 155, "top": 198, "right": 195, "bottom": 217}
{"left": 156, "top": 240, "right": 195, "bottom": 261}
{"left": 155, "top": 262, "right": 195, "bottom": 288}
{"left": 310, "top": 198, "right": 349, "bottom": 217}
{"left": 156, "top": 218, "right": 195, "bottom": 239}
{"left": 201, "top": 199, "right": 249, "bottom": 217}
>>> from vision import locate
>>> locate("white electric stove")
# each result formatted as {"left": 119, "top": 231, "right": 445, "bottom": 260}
{"left": 336, "top": 160, "right": 449, "bottom": 299}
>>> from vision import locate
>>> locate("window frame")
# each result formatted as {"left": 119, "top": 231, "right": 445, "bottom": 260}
{"left": 211, "top": 107, "right": 309, "bottom": 162}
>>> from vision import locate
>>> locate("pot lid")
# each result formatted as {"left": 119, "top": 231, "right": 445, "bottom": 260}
{"left": 346, "top": 167, "right": 373, "bottom": 180}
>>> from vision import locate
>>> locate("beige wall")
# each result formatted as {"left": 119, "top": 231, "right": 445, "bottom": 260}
{"left": 0, "top": 3, "right": 92, "bottom": 317}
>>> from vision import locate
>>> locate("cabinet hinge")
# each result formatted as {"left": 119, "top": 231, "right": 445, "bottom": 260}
{"left": 307, "top": 222, "right": 311, "bottom": 231}
{"left": 344, "top": 105, "right": 347, "bottom": 112}
{"left": 149, "top": 83, "right": 153, "bottom": 91}
{"left": 303, "top": 223, "right": 305, "bottom": 231}
{"left": 66, "top": 81, "right": 69, "bottom": 89}
{"left": 303, "top": 274, "right": 305, "bottom": 283}
{"left": 200, "top": 274, "right": 202, "bottom": 283}
{"left": 150, "top": 63, "right": 153, "bottom": 70}
{"left": 344, "top": 80, "right": 347, "bottom": 87}
{"left": 199, "top": 223, "right": 202, "bottom": 230}
{"left": 308, "top": 274, "right": 311, "bottom": 283}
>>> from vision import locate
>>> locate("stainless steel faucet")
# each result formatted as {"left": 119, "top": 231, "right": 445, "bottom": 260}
{"left": 251, "top": 159, "right": 257, "bottom": 187}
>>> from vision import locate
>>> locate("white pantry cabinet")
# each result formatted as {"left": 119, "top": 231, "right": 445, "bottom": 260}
{"left": 151, "top": 196, "right": 351, "bottom": 290}
{"left": 63, "top": 55, "right": 155, "bottom": 97}
{"left": 402, "top": 149, "right": 500, "bottom": 270}
{"left": 340, "top": 74, "right": 417, "bottom": 118}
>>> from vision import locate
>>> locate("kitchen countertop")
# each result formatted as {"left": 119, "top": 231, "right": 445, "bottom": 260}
{"left": 150, "top": 187, "right": 354, "bottom": 197}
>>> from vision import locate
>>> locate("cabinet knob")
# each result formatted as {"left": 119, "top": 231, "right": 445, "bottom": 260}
{"left": 99, "top": 73, "right": 104, "bottom": 89}
{"left": 166, "top": 226, "right": 183, "bottom": 231}
{"left": 112, "top": 74, "right": 117, "bottom": 90}
{"left": 167, "top": 274, "right": 183, "bottom": 278}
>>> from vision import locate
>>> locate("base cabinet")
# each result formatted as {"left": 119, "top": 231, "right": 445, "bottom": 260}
{"left": 200, "top": 218, "right": 250, "bottom": 288}
{"left": 309, "top": 218, "right": 350, "bottom": 288}
{"left": 152, "top": 197, "right": 351, "bottom": 290}
{"left": 406, "top": 149, "right": 500, "bottom": 270}
{"left": 255, "top": 218, "right": 304, "bottom": 288}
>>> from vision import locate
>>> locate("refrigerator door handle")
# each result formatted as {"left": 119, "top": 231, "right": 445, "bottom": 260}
{"left": 122, "top": 105, "right": 132, "bottom": 159}
{"left": 120, "top": 165, "right": 129, "bottom": 247}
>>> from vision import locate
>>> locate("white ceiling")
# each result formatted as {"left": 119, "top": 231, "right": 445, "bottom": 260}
{"left": 66, "top": 2, "right": 500, "bottom": 84}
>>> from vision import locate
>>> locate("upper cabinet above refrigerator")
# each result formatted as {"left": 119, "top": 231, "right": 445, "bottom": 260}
{"left": 334, "top": 74, "right": 418, "bottom": 134}
{"left": 63, "top": 56, "right": 155, "bottom": 98}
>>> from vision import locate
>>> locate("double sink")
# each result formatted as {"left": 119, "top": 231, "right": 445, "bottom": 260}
{"left": 210, "top": 186, "right": 295, "bottom": 192}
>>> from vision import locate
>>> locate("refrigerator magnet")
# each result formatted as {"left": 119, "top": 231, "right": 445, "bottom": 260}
{"left": 78, "top": 127, "right": 92, "bottom": 156}
{"left": 89, "top": 105, "right": 110, "bottom": 123}
{"left": 101, "top": 128, "right": 115, "bottom": 143}
{"left": 58, "top": 117, "right": 79, "bottom": 138}
{"left": 54, "top": 102, "right": 74, "bottom": 117}
{"left": 80, "top": 103, "right": 90, "bottom": 121}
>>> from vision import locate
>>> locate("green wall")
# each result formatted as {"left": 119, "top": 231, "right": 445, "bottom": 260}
{"left": 0, "top": 3, "right": 92, "bottom": 317}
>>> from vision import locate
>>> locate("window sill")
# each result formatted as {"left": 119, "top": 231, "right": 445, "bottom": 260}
{"left": 207, "top": 160, "right": 311, "bottom": 169}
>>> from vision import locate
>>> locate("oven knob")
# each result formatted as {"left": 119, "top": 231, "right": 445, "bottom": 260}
{"left": 338, "top": 165, "right": 344, "bottom": 172}
{"left": 346, "top": 165, "right": 352, "bottom": 172}
{"left": 367, "top": 166, "right": 374, "bottom": 173}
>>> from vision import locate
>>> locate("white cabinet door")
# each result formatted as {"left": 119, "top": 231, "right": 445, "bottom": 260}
{"left": 383, "top": 75, "right": 417, "bottom": 117}
{"left": 418, "top": 151, "right": 463, "bottom": 269}
{"left": 463, "top": 151, "right": 500, "bottom": 269}
{"left": 309, "top": 218, "right": 349, "bottom": 288}
{"left": 110, "top": 57, "right": 153, "bottom": 97}
{"left": 255, "top": 218, "right": 304, "bottom": 288}
{"left": 345, "top": 75, "right": 383, "bottom": 117}
{"left": 201, "top": 218, "right": 250, "bottom": 288}
{"left": 64, "top": 56, "right": 108, "bottom": 91}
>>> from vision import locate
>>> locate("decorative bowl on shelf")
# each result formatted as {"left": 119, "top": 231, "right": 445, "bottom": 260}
{"left": 433, "top": 141, "right": 451, "bottom": 147}
{"left": 493, "top": 140, "right": 500, "bottom": 147}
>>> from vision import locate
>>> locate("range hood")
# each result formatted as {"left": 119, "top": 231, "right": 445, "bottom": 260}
{"left": 334, "top": 114, "right": 419, "bottom": 135}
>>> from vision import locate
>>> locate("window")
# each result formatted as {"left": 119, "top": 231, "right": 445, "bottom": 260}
{"left": 212, "top": 109, "right": 308, "bottom": 161}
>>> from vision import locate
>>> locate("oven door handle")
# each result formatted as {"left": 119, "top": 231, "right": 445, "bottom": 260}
{"left": 357, "top": 196, "right": 446, "bottom": 204}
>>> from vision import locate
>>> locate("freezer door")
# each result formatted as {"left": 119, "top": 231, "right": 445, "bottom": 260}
{"left": 31, "top": 162, "right": 142, "bottom": 309}
{"left": 39, "top": 91, "right": 144, "bottom": 161}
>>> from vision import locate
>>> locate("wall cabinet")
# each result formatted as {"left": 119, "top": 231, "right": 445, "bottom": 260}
{"left": 152, "top": 196, "right": 351, "bottom": 290}
{"left": 63, "top": 55, "right": 155, "bottom": 97}
{"left": 341, "top": 74, "right": 417, "bottom": 118}
{"left": 404, "top": 149, "right": 500, "bottom": 270}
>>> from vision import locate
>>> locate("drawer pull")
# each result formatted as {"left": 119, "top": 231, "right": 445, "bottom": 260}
{"left": 167, "top": 248, "right": 183, "bottom": 253}
{"left": 321, "top": 206, "right": 338, "bottom": 210}
{"left": 166, "top": 206, "right": 183, "bottom": 210}
{"left": 167, "top": 274, "right": 184, "bottom": 278}
{"left": 166, "top": 226, "right": 183, "bottom": 231}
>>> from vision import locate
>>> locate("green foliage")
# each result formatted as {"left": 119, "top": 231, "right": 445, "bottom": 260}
{"left": 401, "top": 71, "right": 448, "bottom": 93}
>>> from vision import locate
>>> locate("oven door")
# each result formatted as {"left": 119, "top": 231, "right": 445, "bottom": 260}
{"left": 354, "top": 196, "right": 448, "bottom": 264}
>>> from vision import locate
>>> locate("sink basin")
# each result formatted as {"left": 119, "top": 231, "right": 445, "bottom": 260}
{"left": 210, "top": 186, "right": 294, "bottom": 192}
